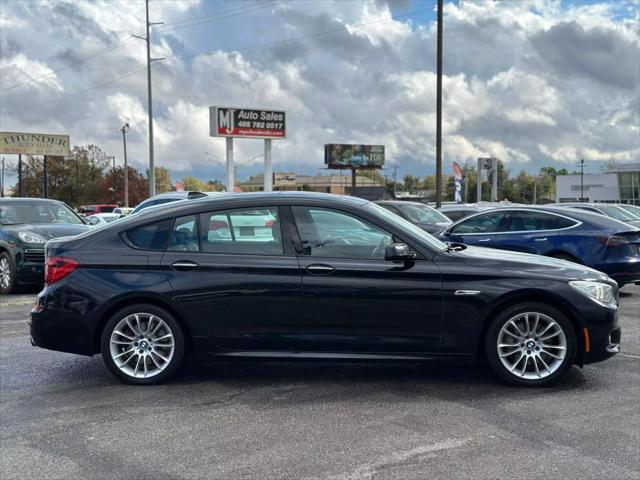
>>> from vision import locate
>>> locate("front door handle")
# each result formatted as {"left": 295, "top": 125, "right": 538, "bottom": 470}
{"left": 534, "top": 237, "right": 548, "bottom": 242}
{"left": 171, "top": 260, "right": 199, "bottom": 271}
{"left": 477, "top": 238, "right": 492, "bottom": 242}
{"left": 306, "top": 264, "right": 335, "bottom": 275}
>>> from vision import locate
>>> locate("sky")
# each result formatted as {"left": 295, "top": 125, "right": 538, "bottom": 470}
{"left": 1, "top": 0, "right": 639, "bottom": 189}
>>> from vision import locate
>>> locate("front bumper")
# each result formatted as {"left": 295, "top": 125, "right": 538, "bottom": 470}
{"left": 582, "top": 308, "right": 621, "bottom": 364}
{"left": 13, "top": 247, "right": 45, "bottom": 285}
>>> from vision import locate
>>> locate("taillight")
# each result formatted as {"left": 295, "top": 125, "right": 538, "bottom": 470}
{"left": 265, "top": 219, "right": 274, "bottom": 227}
{"left": 45, "top": 257, "right": 79, "bottom": 284}
{"left": 603, "top": 235, "right": 630, "bottom": 247}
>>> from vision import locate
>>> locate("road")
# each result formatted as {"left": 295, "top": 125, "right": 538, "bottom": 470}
{"left": 1, "top": 286, "right": 639, "bottom": 480}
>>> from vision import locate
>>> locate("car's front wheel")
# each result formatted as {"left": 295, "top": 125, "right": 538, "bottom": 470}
{"left": 100, "top": 305, "right": 185, "bottom": 385}
{"left": 485, "top": 302, "right": 576, "bottom": 386}
{"left": 0, "top": 252, "right": 16, "bottom": 294}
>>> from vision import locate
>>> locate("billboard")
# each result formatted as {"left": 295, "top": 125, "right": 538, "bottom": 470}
{"left": 273, "top": 172, "right": 296, "bottom": 188}
{"left": 452, "top": 162, "right": 463, "bottom": 203}
{"left": 210, "top": 106, "right": 286, "bottom": 139}
{"left": 0, "top": 132, "right": 70, "bottom": 156}
{"left": 324, "top": 144, "right": 385, "bottom": 169}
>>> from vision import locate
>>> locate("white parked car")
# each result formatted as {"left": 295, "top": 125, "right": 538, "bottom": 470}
{"left": 87, "top": 213, "right": 122, "bottom": 226}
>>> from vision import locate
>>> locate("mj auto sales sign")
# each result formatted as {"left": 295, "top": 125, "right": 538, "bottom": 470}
{"left": 210, "top": 106, "right": 286, "bottom": 139}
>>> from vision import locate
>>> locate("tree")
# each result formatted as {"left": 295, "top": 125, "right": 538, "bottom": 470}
{"left": 101, "top": 166, "right": 150, "bottom": 206}
{"left": 181, "top": 176, "right": 207, "bottom": 192}
{"left": 154, "top": 167, "right": 174, "bottom": 193}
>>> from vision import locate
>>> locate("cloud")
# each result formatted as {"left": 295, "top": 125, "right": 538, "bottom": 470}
{"left": 0, "top": 0, "right": 638, "bottom": 186}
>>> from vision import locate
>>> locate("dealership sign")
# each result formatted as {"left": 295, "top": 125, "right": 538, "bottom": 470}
{"left": 0, "top": 132, "right": 70, "bottom": 156}
{"left": 324, "top": 144, "right": 385, "bottom": 169}
{"left": 210, "top": 106, "right": 286, "bottom": 139}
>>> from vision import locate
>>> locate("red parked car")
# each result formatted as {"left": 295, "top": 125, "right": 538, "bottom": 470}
{"left": 78, "top": 204, "right": 118, "bottom": 216}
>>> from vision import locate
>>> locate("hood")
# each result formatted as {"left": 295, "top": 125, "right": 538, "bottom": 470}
{"left": 452, "top": 245, "right": 613, "bottom": 284}
{"left": 3, "top": 223, "right": 90, "bottom": 241}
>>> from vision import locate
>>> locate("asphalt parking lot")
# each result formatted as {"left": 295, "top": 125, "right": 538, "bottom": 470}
{"left": 1, "top": 287, "right": 639, "bottom": 480}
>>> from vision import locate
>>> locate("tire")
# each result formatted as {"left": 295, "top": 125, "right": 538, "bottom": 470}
{"left": 485, "top": 302, "right": 577, "bottom": 387}
{"left": 0, "top": 252, "right": 17, "bottom": 295}
{"left": 100, "top": 304, "right": 185, "bottom": 385}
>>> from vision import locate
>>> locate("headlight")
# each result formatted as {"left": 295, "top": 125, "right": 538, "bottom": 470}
{"left": 569, "top": 280, "right": 616, "bottom": 307}
{"left": 18, "top": 232, "right": 47, "bottom": 244}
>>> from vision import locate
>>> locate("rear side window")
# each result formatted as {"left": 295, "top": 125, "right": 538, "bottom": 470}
{"left": 124, "top": 220, "right": 172, "bottom": 250}
{"left": 168, "top": 215, "right": 199, "bottom": 252}
{"left": 200, "top": 207, "right": 282, "bottom": 255}
{"left": 504, "top": 211, "right": 577, "bottom": 232}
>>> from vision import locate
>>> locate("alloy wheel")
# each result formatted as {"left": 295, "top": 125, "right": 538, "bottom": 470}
{"left": 497, "top": 312, "right": 567, "bottom": 380}
{"left": 109, "top": 312, "right": 175, "bottom": 379}
{"left": 0, "top": 257, "right": 11, "bottom": 290}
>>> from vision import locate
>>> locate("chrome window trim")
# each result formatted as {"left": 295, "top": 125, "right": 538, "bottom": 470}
{"left": 450, "top": 208, "right": 583, "bottom": 236}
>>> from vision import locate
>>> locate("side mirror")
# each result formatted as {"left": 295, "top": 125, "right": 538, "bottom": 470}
{"left": 385, "top": 243, "right": 415, "bottom": 263}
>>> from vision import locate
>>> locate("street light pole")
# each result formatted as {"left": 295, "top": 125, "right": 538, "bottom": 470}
{"left": 120, "top": 123, "right": 130, "bottom": 207}
{"left": 435, "top": 0, "right": 443, "bottom": 208}
{"left": 580, "top": 158, "right": 585, "bottom": 202}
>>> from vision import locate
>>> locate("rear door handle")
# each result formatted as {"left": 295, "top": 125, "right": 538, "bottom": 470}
{"left": 534, "top": 238, "right": 548, "bottom": 242}
{"left": 477, "top": 238, "right": 491, "bottom": 242}
{"left": 171, "top": 260, "right": 199, "bottom": 271}
{"left": 306, "top": 264, "right": 335, "bottom": 275}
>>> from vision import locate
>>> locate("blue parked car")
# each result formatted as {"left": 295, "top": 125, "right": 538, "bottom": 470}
{"left": 439, "top": 206, "right": 640, "bottom": 286}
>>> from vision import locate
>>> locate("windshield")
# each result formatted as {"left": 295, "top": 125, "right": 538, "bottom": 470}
{"left": 397, "top": 203, "right": 450, "bottom": 224}
{"left": 367, "top": 202, "right": 448, "bottom": 251}
{"left": 619, "top": 204, "right": 640, "bottom": 218}
{"left": 0, "top": 202, "right": 84, "bottom": 225}
{"left": 597, "top": 205, "right": 638, "bottom": 222}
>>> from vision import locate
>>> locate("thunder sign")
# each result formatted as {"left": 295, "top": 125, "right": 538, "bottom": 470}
{"left": 210, "top": 107, "right": 286, "bottom": 139}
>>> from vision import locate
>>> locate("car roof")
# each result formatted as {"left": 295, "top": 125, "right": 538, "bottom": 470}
{"left": 376, "top": 200, "right": 431, "bottom": 207}
{"left": 0, "top": 197, "right": 65, "bottom": 205}
{"left": 456, "top": 205, "right": 639, "bottom": 231}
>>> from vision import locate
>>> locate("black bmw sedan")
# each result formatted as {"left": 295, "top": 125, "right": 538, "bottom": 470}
{"left": 31, "top": 192, "right": 621, "bottom": 386}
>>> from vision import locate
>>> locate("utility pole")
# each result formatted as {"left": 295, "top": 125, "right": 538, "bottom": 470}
{"left": 533, "top": 176, "right": 537, "bottom": 205}
{"left": 1, "top": 157, "right": 4, "bottom": 197}
{"left": 393, "top": 162, "right": 398, "bottom": 196}
{"left": 120, "top": 123, "right": 130, "bottom": 207}
{"left": 17, "top": 154, "right": 23, "bottom": 196}
{"left": 435, "top": 0, "right": 443, "bottom": 208}
{"left": 133, "top": 0, "right": 164, "bottom": 198}
{"left": 43, "top": 155, "right": 48, "bottom": 198}
{"left": 580, "top": 158, "right": 585, "bottom": 202}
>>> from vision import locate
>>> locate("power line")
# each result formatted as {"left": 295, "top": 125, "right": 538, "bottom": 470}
{"left": 156, "top": 3, "right": 274, "bottom": 34}
{"left": 158, "top": 1, "right": 266, "bottom": 29}
{"left": 1, "top": 6, "right": 432, "bottom": 115}
{"left": 0, "top": 37, "right": 136, "bottom": 93}
{"left": 2, "top": 67, "right": 146, "bottom": 115}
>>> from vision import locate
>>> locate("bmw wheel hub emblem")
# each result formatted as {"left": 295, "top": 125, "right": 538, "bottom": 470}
{"left": 526, "top": 340, "right": 535, "bottom": 350}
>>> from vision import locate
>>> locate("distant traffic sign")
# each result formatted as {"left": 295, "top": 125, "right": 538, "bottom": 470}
{"left": 210, "top": 106, "right": 286, "bottom": 139}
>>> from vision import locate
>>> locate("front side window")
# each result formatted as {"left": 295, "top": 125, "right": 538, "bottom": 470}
{"left": 125, "top": 220, "right": 172, "bottom": 250}
{"left": 292, "top": 207, "right": 394, "bottom": 259}
{"left": 200, "top": 207, "right": 282, "bottom": 255}
{"left": 452, "top": 212, "right": 507, "bottom": 234}
{"left": 168, "top": 215, "right": 199, "bottom": 252}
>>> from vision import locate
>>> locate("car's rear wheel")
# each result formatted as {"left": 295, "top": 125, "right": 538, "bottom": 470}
{"left": 485, "top": 302, "right": 576, "bottom": 386}
{"left": 100, "top": 304, "right": 185, "bottom": 385}
{"left": 0, "top": 252, "right": 16, "bottom": 295}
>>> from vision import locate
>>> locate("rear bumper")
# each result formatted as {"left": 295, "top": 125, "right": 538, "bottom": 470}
{"left": 595, "top": 261, "right": 640, "bottom": 287}
{"left": 30, "top": 288, "right": 96, "bottom": 356}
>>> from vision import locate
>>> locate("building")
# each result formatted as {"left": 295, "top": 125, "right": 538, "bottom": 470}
{"left": 241, "top": 172, "right": 383, "bottom": 195}
{"left": 556, "top": 163, "right": 640, "bottom": 205}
